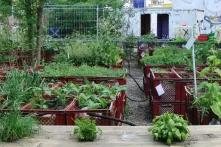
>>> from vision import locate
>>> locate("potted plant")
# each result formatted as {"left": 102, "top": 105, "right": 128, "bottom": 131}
{"left": 149, "top": 113, "right": 189, "bottom": 145}
{"left": 73, "top": 118, "right": 102, "bottom": 142}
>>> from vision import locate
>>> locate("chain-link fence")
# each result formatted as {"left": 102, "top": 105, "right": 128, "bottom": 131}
{"left": 43, "top": 5, "right": 106, "bottom": 42}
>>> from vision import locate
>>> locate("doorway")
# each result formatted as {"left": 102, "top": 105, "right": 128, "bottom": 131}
{"left": 141, "top": 14, "right": 151, "bottom": 35}
{"left": 157, "top": 14, "right": 169, "bottom": 39}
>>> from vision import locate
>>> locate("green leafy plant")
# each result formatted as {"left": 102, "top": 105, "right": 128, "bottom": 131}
{"left": 29, "top": 84, "right": 75, "bottom": 109}
{"left": 174, "top": 37, "right": 187, "bottom": 43}
{"left": 200, "top": 51, "right": 221, "bottom": 78}
{"left": 139, "top": 33, "right": 157, "bottom": 43}
{"left": 195, "top": 41, "right": 215, "bottom": 64}
{"left": 76, "top": 83, "right": 126, "bottom": 109}
{"left": 0, "top": 55, "right": 16, "bottom": 63}
{"left": 74, "top": 118, "right": 101, "bottom": 142}
{"left": 42, "top": 63, "right": 126, "bottom": 78}
{"left": 0, "top": 111, "right": 38, "bottom": 142}
{"left": 54, "top": 39, "right": 123, "bottom": 67}
{"left": 141, "top": 46, "right": 191, "bottom": 66}
{"left": 193, "top": 82, "right": 221, "bottom": 119}
{"left": 149, "top": 113, "right": 189, "bottom": 145}
{"left": 0, "top": 69, "right": 43, "bottom": 109}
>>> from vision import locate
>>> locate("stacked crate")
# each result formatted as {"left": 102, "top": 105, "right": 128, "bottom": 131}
{"left": 149, "top": 68, "right": 186, "bottom": 119}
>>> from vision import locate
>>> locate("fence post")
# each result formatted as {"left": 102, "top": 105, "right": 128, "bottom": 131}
{"left": 96, "top": 5, "right": 99, "bottom": 41}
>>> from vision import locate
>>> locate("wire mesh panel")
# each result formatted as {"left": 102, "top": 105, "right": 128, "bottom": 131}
{"left": 43, "top": 5, "right": 104, "bottom": 41}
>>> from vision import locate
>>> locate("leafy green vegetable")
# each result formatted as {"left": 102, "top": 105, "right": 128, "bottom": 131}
{"left": 140, "top": 46, "right": 191, "bottom": 66}
{"left": 25, "top": 82, "right": 126, "bottom": 110}
{"left": 74, "top": 118, "right": 101, "bottom": 142}
{"left": 41, "top": 63, "right": 126, "bottom": 78}
{"left": 149, "top": 113, "right": 189, "bottom": 145}
{"left": 0, "top": 111, "right": 38, "bottom": 142}
{"left": 194, "top": 82, "right": 221, "bottom": 120}
{"left": 76, "top": 82, "right": 126, "bottom": 109}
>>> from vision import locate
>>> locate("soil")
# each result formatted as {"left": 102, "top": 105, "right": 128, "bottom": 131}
{"left": 124, "top": 60, "right": 151, "bottom": 126}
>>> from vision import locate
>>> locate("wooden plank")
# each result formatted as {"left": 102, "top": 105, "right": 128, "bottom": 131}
{"left": 1, "top": 126, "right": 221, "bottom": 147}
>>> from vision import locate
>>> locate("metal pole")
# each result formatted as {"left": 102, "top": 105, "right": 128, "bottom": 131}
{"left": 96, "top": 5, "right": 99, "bottom": 41}
{"left": 192, "top": 27, "right": 198, "bottom": 96}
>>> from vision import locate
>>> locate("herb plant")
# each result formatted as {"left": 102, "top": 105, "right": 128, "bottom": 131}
{"left": 0, "top": 111, "right": 38, "bottom": 142}
{"left": 74, "top": 118, "right": 101, "bottom": 142}
{"left": 0, "top": 69, "right": 43, "bottom": 109}
{"left": 149, "top": 113, "right": 189, "bottom": 145}
{"left": 42, "top": 63, "right": 126, "bottom": 78}
{"left": 140, "top": 46, "right": 191, "bottom": 66}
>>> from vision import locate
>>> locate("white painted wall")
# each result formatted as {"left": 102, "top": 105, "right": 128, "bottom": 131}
{"left": 124, "top": 0, "right": 221, "bottom": 38}
{"left": 124, "top": 8, "right": 199, "bottom": 38}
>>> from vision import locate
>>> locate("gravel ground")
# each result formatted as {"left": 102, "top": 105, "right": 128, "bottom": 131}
{"left": 124, "top": 60, "right": 151, "bottom": 126}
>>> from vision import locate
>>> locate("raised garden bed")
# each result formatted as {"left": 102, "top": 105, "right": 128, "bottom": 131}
{"left": 66, "top": 100, "right": 117, "bottom": 126}
{"left": 21, "top": 99, "right": 76, "bottom": 125}
{"left": 63, "top": 82, "right": 126, "bottom": 126}
{"left": 151, "top": 100, "right": 186, "bottom": 119}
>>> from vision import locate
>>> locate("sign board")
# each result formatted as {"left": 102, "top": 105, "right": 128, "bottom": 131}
{"left": 155, "top": 84, "right": 165, "bottom": 96}
{"left": 185, "top": 36, "right": 196, "bottom": 49}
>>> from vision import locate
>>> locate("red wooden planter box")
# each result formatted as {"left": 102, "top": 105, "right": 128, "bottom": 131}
{"left": 21, "top": 99, "right": 76, "bottom": 125}
{"left": 143, "top": 65, "right": 173, "bottom": 97}
{"left": 151, "top": 100, "right": 186, "bottom": 119}
{"left": 150, "top": 69, "right": 183, "bottom": 102}
{"left": 66, "top": 100, "right": 117, "bottom": 126}
{"left": 114, "top": 92, "right": 127, "bottom": 125}
{"left": 66, "top": 91, "right": 126, "bottom": 126}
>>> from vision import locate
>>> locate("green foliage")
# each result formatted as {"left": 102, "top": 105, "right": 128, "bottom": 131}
{"left": 149, "top": 113, "right": 189, "bottom": 145}
{"left": 0, "top": 111, "right": 38, "bottom": 142}
{"left": 29, "top": 83, "right": 76, "bottom": 109}
{"left": 193, "top": 82, "right": 221, "bottom": 119}
{"left": 139, "top": 34, "right": 157, "bottom": 43}
{"left": 76, "top": 83, "right": 126, "bottom": 109}
{"left": 27, "top": 82, "right": 126, "bottom": 110}
{"left": 140, "top": 46, "right": 191, "bottom": 66}
{"left": 42, "top": 63, "right": 126, "bottom": 78}
{"left": 99, "top": 10, "right": 124, "bottom": 40}
{"left": 0, "top": 69, "right": 42, "bottom": 109}
{"left": 46, "top": 0, "right": 124, "bottom": 8}
{"left": 174, "top": 37, "right": 187, "bottom": 43}
{"left": 200, "top": 51, "right": 221, "bottom": 78}
{"left": 74, "top": 118, "right": 101, "bottom": 142}
{"left": 0, "top": 0, "right": 12, "bottom": 20}
{"left": 55, "top": 39, "right": 123, "bottom": 66}
{"left": 195, "top": 41, "right": 216, "bottom": 64}
{"left": 0, "top": 55, "right": 16, "bottom": 63}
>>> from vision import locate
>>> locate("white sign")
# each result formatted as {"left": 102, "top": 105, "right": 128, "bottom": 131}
{"left": 185, "top": 36, "right": 196, "bottom": 49}
{"left": 155, "top": 84, "right": 165, "bottom": 96}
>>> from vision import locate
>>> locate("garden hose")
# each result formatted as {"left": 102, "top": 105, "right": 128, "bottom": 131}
{"left": 127, "top": 96, "right": 148, "bottom": 102}
{"left": 128, "top": 73, "right": 145, "bottom": 93}
{"left": 87, "top": 113, "right": 136, "bottom": 126}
